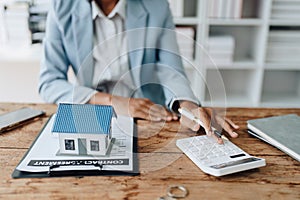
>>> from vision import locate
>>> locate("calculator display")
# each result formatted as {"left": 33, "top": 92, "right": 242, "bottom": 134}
{"left": 210, "top": 157, "right": 261, "bottom": 169}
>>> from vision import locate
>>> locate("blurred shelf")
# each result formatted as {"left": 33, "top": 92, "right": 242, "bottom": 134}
{"left": 174, "top": 17, "right": 200, "bottom": 25}
{"left": 208, "top": 18, "right": 263, "bottom": 26}
{"left": 265, "top": 63, "right": 300, "bottom": 70}
{"left": 206, "top": 60, "right": 259, "bottom": 69}
{"left": 203, "top": 92, "right": 255, "bottom": 107}
{"left": 269, "top": 19, "right": 300, "bottom": 26}
{"left": 260, "top": 92, "right": 300, "bottom": 108}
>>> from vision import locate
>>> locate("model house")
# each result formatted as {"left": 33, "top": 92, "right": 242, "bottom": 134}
{"left": 52, "top": 103, "right": 116, "bottom": 156}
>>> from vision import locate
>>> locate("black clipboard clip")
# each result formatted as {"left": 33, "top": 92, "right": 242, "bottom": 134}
{"left": 47, "top": 163, "right": 105, "bottom": 176}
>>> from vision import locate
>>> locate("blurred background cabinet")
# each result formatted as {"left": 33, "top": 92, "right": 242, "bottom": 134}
{"left": 0, "top": 0, "right": 299, "bottom": 107}
{"left": 0, "top": 0, "right": 49, "bottom": 103}
{"left": 170, "top": 0, "right": 300, "bottom": 108}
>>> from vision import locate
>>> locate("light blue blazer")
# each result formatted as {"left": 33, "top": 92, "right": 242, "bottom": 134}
{"left": 39, "top": 0, "right": 198, "bottom": 110}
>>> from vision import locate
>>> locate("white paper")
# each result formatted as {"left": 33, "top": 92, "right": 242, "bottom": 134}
{"left": 16, "top": 115, "right": 135, "bottom": 172}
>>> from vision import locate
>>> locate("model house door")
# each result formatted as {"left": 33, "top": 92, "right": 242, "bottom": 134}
{"left": 78, "top": 138, "right": 87, "bottom": 155}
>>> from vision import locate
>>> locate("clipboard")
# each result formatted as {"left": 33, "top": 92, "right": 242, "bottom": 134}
{"left": 12, "top": 115, "right": 139, "bottom": 178}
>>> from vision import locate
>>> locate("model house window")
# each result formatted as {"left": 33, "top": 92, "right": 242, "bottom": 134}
{"left": 90, "top": 140, "right": 100, "bottom": 151}
{"left": 65, "top": 139, "right": 75, "bottom": 150}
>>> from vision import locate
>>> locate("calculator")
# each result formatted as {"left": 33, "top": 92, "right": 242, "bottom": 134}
{"left": 176, "top": 135, "right": 266, "bottom": 176}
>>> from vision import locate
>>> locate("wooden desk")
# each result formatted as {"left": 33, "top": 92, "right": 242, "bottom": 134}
{"left": 0, "top": 103, "right": 299, "bottom": 199}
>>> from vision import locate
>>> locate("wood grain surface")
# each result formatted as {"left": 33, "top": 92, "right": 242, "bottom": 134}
{"left": 0, "top": 103, "right": 299, "bottom": 199}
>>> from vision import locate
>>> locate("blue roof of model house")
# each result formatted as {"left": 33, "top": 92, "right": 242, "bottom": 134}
{"left": 52, "top": 103, "right": 115, "bottom": 134}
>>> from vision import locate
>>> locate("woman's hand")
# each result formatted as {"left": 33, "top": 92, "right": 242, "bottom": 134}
{"left": 112, "top": 96, "right": 178, "bottom": 121}
{"left": 88, "top": 92, "right": 177, "bottom": 121}
{"left": 179, "top": 101, "right": 239, "bottom": 144}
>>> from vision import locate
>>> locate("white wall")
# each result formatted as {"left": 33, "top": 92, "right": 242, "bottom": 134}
{"left": 0, "top": 44, "right": 77, "bottom": 103}
{"left": 0, "top": 45, "right": 43, "bottom": 103}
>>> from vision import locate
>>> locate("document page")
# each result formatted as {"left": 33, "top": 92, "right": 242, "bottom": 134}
{"left": 16, "top": 115, "right": 134, "bottom": 172}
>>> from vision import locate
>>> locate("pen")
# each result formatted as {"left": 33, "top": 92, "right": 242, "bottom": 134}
{"left": 178, "top": 108, "right": 229, "bottom": 141}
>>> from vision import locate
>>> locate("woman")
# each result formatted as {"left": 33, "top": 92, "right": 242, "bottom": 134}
{"left": 39, "top": 0, "right": 239, "bottom": 143}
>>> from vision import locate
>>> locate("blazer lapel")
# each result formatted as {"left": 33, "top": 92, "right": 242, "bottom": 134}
{"left": 72, "top": 1, "right": 94, "bottom": 87}
{"left": 126, "top": 0, "right": 148, "bottom": 87}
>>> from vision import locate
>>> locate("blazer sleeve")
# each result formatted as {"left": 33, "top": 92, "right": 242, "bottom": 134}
{"left": 156, "top": 2, "right": 199, "bottom": 111}
{"left": 38, "top": 2, "right": 96, "bottom": 104}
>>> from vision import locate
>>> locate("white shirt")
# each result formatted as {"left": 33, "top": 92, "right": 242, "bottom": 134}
{"left": 92, "top": 0, "right": 135, "bottom": 97}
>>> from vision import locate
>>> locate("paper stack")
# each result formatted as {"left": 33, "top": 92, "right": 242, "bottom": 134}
{"left": 266, "top": 31, "right": 300, "bottom": 63}
{"left": 175, "top": 27, "right": 195, "bottom": 61}
{"left": 271, "top": 0, "right": 300, "bottom": 20}
{"left": 205, "top": 35, "right": 235, "bottom": 67}
{"left": 168, "top": 0, "right": 197, "bottom": 17}
{"left": 168, "top": 0, "right": 184, "bottom": 17}
{"left": 247, "top": 114, "right": 300, "bottom": 162}
{"left": 0, "top": 5, "right": 7, "bottom": 44}
{"left": 3, "top": 2, "right": 30, "bottom": 46}
{"left": 208, "top": 0, "right": 243, "bottom": 19}
{"left": 28, "top": 0, "right": 50, "bottom": 44}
